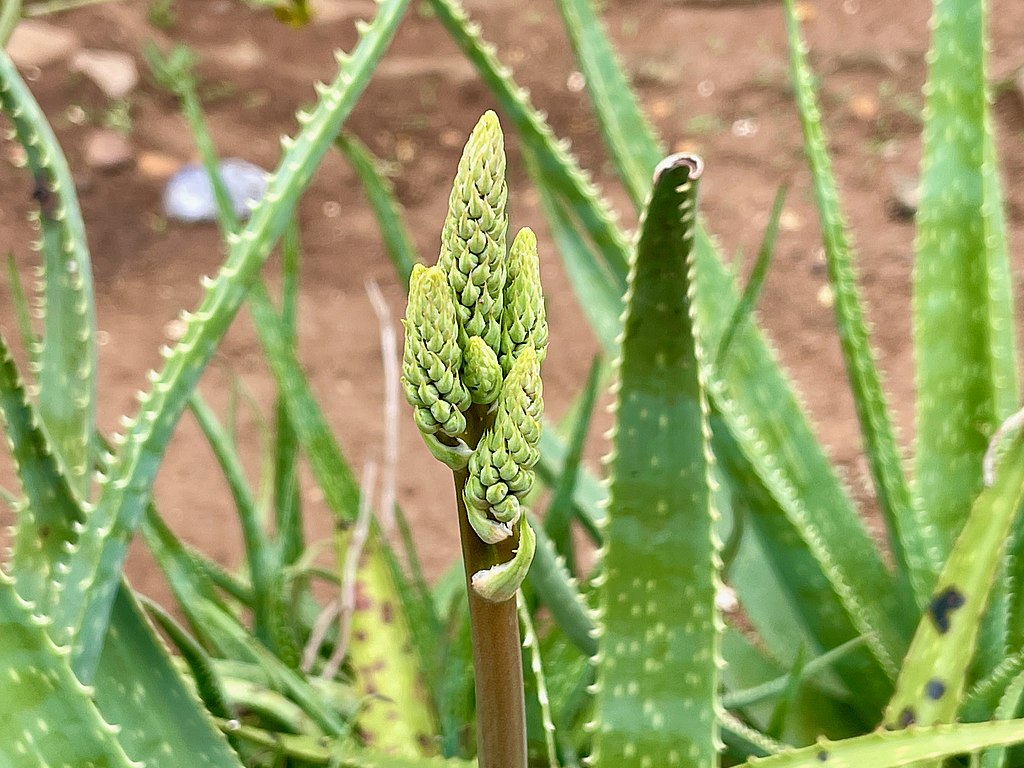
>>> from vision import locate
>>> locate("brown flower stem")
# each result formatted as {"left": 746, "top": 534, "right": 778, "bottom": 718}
{"left": 454, "top": 405, "right": 527, "bottom": 768}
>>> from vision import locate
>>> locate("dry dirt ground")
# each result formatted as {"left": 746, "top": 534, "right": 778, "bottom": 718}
{"left": 1, "top": 0, "right": 1023, "bottom": 602}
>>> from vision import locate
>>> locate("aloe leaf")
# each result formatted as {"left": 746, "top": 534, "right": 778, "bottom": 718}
{"left": 696, "top": 226, "right": 911, "bottom": 681}
{"left": 0, "top": 573, "right": 137, "bottom": 768}
{"left": 717, "top": 185, "right": 785, "bottom": 365}
{"left": 964, "top": 650, "right": 1024, "bottom": 722}
{"left": 885, "top": 426, "right": 1024, "bottom": 730}
{"left": 544, "top": 355, "right": 600, "bottom": 570}
{"left": 346, "top": 533, "right": 440, "bottom": 755}
{"left": 274, "top": 220, "right": 305, "bottom": 568}
{"left": 223, "top": 722, "right": 477, "bottom": 767}
{"left": 188, "top": 394, "right": 279, "bottom": 652}
{"left": 335, "top": 131, "right": 422, "bottom": 287}
{"left": 194, "top": 598, "right": 348, "bottom": 736}
{"left": 50, "top": 0, "right": 410, "bottom": 684}
{"left": 429, "top": 0, "right": 630, "bottom": 280}
{"left": 742, "top": 720, "right": 1024, "bottom": 768}
{"left": 911, "top": 0, "right": 1017, "bottom": 574}
{"left": 6, "top": 252, "right": 38, "bottom": 362}
{"left": 0, "top": 333, "right": 83, "bottom": 612}
{"left": 0, "top": 50, "right": 96, "bottom": 498}
{"left": 527, "top": 517, "right": 595, "bottom": 657}
{"left": 717, "top": 420, "right": 893, "bottom": 721}
{"left": 246, "top": 281, "right": 437, "bottom": 747}
{"left": 140, "top": 596, "right": 234, "bottom": 721}
{"left": 247, "top": 280, "right": 361, "bottom": 517}
{"left": 979, "top": 670, "right": 1024, "bottom": 768}
{"left": 519, "top": 596, "right": 558, "bottom": 768}
{"left": 551, "top": 0, "right": 662, "bottom": 209}
{"left": 593, "top": 155, "right": 718, "bottom": 768}
{"left": 92, "top": 584, "right": 245, "bottom": 767}
{"left": 782, "top": 0, "right": 923, "bottom": 607}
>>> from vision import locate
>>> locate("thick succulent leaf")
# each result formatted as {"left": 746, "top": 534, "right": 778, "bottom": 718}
{"left": 335, "top": 132, "right": 422, "bottom": 287}
{"left": 743, "top": 720, "right": 1024, "bottom": 768}
{"left": 885, "top": 427, "right": 1024, "bottom": 729}
{"left": 912, "top": 0, "right": 1018, "bottom": 575}
{"left": 978, "top": 669, "right": 1024, "bottom": 768}
{"left": 783, "top": 0, "right": 922, "bottom": 606}
{"left": 0, "top": 50, "right": 96, "bottom": 497}
{"left": 346, "top": 533, "right": 440, "bottom": 755}
{"left": 717, "top": 422, "right": 893, "bottom": 722}
{"left": 717, "top": 185, "right": 785, "bottom": 365}
{"left": 0, "top": 572, "right": 138, "bottom": 768}
{"left": 50, "top": 0, "right": 410, "bottom": 683}
{"left": 194, "top": 598, "right": 348, "bottom": 736}
{"left": 551, "top": 0, "right": 662, "bottom": 209}
{"left": 964, "top": 651, "right": 1024, "bottom": 722}
{"left": 694, "top": 226, "right": 912, "bottom": 680}
{"left": 223, "top": 723, "right": 477, "bottom": 767}
{"left": 544, "top": 355, "right": 601, "bottom": 570}
{"left": 188, "top": 395, "right": 280, "bottom": 654}
{"left": 5, "top": 251, "right": 38, "bottom": 362}
{"left": 519, "top": 597, "right": 558, "bottom": 767}
{"left": 92, "top": 585, "right": 244, "bottom": 767}
{"left": 527, "top": 517, "right": 595, "bottom": 657}
{"left": 0, "top": 333, "right": 83, "bottom": 612}
{"left": 594, "top": 155, "right": 719, "bottom": 768}
{"left": 247, "top": 281, "right": 437, "bottom": 745}
{"left": 441, "top": 0, "right": 909, "bottom": 688}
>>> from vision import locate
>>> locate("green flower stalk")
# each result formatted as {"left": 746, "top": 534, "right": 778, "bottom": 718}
{"left": 401, "top": 110, "right": 546, "bottom": 768}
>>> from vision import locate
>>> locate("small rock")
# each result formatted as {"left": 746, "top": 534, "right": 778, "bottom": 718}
{"left": 163, "top": 158, "right": 269, "bottom": 223}
{"left": 7, "top": 20, "right": 80, "bottom": 68}
{"left": 84, "top": 129, "right": 132, "bottom": 171}
{"left": 890, "top": 175, "right": 920, "bottom": 220}
{"left": 208, "top": 39, "right": 265, "bottom": 71}
{"left": 849, "top": 94, "right": 879, "bottom": 122}
{"left": 136, "top": 151, "right": 181, "bottom": 180}
{"left": 71, "top": 49, "right": 139, "bottom": 99}
{"left": 308, "top": 0, "right": 377, "bottom": 23}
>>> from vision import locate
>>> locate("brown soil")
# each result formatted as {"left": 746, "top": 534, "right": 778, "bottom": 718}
{"left": 1, "top": 0, "right": 1023, "bottom": 602}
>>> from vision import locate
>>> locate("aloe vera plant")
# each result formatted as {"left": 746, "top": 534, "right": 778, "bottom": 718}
{"left": 5, "top": 0, "right": 1024, "bottom": 763}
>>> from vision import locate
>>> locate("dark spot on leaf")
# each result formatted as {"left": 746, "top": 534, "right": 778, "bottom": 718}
{"left": 354, "top": 629, "right": 367, "bottom": 642}
{"left": 898, "top": 707, "right": 916, "bottom": 728}
{"left": 925, "top": 678, "right": 946, "bottom": 700}
{"left": 928, "top": 586, "right": 965, "bottom": 634}
{"left": 381, "top": 600, "right": 394, "bottom": 623}
{"left": 817, "top": 750, "right": 829, "bottom": 762}
{"left": 417, "top": 734, "right": 433, "bottom": 750}
{"left": 31, "top": 177, "right": 55, "bottom": 218}
{"left": 38, "top": 524, "right": 50, "bottom": 540}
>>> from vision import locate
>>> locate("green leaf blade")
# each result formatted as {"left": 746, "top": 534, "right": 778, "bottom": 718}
{"left": 0, "top": 50, "right": 96, "bottom": 498}
{"left": 594, "top": 155, "right": 718, "bottom": 768}
{"left": 912, "top": 0, "right": 1017, "bottom": 572}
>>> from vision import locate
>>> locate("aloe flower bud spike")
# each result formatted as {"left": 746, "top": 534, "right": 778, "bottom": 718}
{"left": 438, "top": 110, "right": 508, "bottom": 358}
{"left": 464, "top": 347, "right": 543, "bottom": 538}
{"left": 500, "top": 227, "right": 548, "bottom": 376}
{"left": 472, "top": 517, "right": 537, "bottom": 603}
{"left": 462, "top": 336, "right": 503, "bottom": 405}
{"left": 402, "top": 264, "right": 473, "bottom": 466}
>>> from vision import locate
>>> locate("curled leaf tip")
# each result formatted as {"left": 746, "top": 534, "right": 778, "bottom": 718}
{"left": 401, "top": 264, "right": 471, "bottom": 438}
{"left": 472, "top": 517, "right": 536, "bottom": 603}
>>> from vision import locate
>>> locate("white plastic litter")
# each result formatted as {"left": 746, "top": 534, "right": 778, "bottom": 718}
{"left": 163, "top": 158, "right": 268, "bottom": 223}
